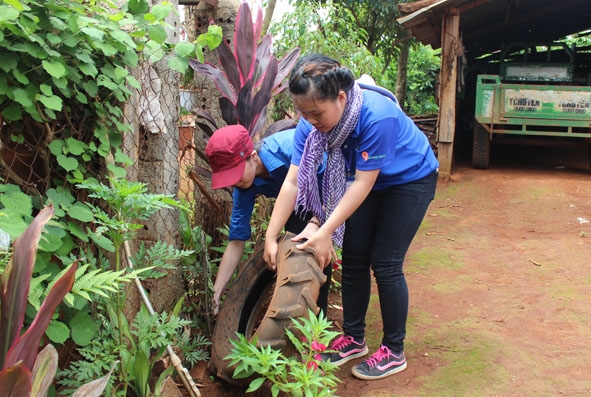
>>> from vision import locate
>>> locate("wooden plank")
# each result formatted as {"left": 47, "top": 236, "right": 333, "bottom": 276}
{"left": 399, "top": 0, "right": 441, "bottom": 15}
{"left": 437, "top": 8, "right": 461, "bottom": 175}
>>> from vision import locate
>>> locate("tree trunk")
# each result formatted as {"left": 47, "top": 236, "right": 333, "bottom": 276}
{"left": 395, "top": 39, "right": 411, "bottom": 111}
{"left": 183, "top": 0, "right": 238, "bottom": 247}
{"left": 262, "top": 0, "right": 277, "bottom": 36}
{"left": 122, "top": 0, "right": 185, "bottom": 316}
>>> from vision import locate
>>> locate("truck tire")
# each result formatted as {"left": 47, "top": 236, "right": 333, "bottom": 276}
{"left": 472, "top": 122, "right": 491, "bottom": 169}
{"left": 208, "top": 232, "right": 326, "bottom": 385}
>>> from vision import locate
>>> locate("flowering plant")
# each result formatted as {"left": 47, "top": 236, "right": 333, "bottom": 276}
{"left": 227, "top": 309, "right": 341, "bottom": 396}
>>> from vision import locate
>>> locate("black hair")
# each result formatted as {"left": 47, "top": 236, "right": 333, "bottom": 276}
{"left": 288, "top": 54, "right": 356, "bottom": 101}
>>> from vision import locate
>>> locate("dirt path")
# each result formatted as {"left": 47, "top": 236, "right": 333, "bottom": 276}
{"left": 199, "top": 144, "right": 591, "bottom": 396}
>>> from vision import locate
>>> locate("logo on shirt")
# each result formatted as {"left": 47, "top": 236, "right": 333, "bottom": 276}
{"left": 361, "top": 151, "right": 385, "bottom": 162}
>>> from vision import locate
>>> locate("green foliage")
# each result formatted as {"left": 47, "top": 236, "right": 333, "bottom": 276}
{"left": 0, "top": 1, "right": 213, "bottom": 393}
{"left": 176, "top": 333, "right": 211, "bottom": 368}
{"left": 227, "top": 309, "right": 341, "bottom": 396}
{"left": 271, "top": 1, "right": 440, "bottom": 116}
{"left": 0, "top": 183, "right": 159, "bottom": 353}
{"left": 59, "top": 177, "right": 195, "bottom": 396}
{"left": 178, "top": 209, "right": 214, "bottom": 310}
{"left": 0, "top": 0, "right": 221, "bottom": 207}
{"left": 211, "top": 225, "right": 254, "bottom": 262}
{"left": 0, "top": 205, "right": 76, "bottom": 371}
{"left": 561, "top": 33, "right": 591, "bottom": 48}
{"left": 58, "top": 325, "right": 120, "bottom": 392}
{"left": 0, "top": 184, "right": 32, "bottom": 238}
{"left": 76, "top": 177, "right": 185, "bottom": 258}
{"left": 0, "top": 0, "right": 171, "bottom": 185}
{"left": 268, "top": 0, "right": 386, "bottom": 119}
{"left": 270, "top": 0, "right": 382, "bottom": 79}
{"left": 0, "top": 206, "right": 111, "bottom": 396}
{"left": 66, "top": 263, "right": 148, "bottom": 305}
{"left": 58, "top": 305, "right": 191, "bottom": 396}
{"left": 130, "top": 239, "right": 192, "bottom": 279}
{"left": 336, "top": 0, "right": 406, "bottom": 72}
{"left": 405, "top": 45, "right": 440, "bottom": 116}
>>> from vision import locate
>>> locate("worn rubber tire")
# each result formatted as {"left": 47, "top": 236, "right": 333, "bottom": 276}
{"left": 472, "top": 122, "right": 491, "bottom": 169}
{"left": 208, "top": 232, "right": 326, "bottom": 385}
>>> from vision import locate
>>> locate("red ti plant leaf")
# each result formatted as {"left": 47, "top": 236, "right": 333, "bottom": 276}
{"left": 253, "top": 58, "right": 278, "bottom": 115}
{"left": 217, "top": 39, "right": 241, "bottom": 93}
{"left": 235, "top": 2, "right": 257, "bottom": 84}
{"left": 252, "top": 34, "right": 273, "bottom": 84}
{"left": 249, "top": 60, "right": 277, "bottom": 132}
{"left": 193, "top": 107, "right": 219, "bottom": 131}
{"left": 274, "top": 47, "right": 301, "bottom": 95}
{"left": 188, "top": 59, "right": 237, "bottom": 104}
{"left": 0, "top": 205, "right": 54, "bottom": 370}
{"left": 189, "top": 1, "right": 300, "bottom": 139}
{"left": 251, "top": 107, "right": 268, "bottom": 141}
{"left": 0, "top": 362, "right": 32, "bottom": 396}
{"left": 237, "top": 80, "right": 255, "bottom": 131}
{"left": 219, "top": 96, "right": 239, "bottom": 126}
{"left": 252, "top": 5, "right": 263, "bottom": 51}
{"left": 4, "top": 260, "right": 78, "bottom": 370}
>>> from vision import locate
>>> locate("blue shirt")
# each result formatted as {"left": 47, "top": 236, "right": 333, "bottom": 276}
{"left": 292, "top": 89, "right": 439, "bottom": 190}
{"left": 229, "top": 128, "right": 294, "bottom": 241}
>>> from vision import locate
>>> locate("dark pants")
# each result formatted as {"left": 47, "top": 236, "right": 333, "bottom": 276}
{"left": 285, "top": 212, "right": 332, "bottom": 315}
{"left": 341, "top": 171, "right": 438, "bottom": 353}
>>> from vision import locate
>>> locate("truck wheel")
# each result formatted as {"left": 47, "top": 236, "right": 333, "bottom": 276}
{"left": 208, "top": 232, "right": 326, "bottom": 385}
{"left": 472, "top": 123, "right": 491, "bottom": 169}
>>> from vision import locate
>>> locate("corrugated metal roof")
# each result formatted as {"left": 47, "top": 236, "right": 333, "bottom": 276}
{"left": 399, "top": 0, "right": 591, "bottom": 60}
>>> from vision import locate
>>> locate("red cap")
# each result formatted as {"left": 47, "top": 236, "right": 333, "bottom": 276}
{"left": 205, "top": 125, "right": 254, "bottom": 189}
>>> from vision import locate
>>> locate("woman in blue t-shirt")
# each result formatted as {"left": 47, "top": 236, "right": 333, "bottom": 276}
{"left": 263, "top": 54, "right": 439, "bottom": 381}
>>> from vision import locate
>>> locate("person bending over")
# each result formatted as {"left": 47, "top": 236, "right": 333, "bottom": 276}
{"left": 263, "top": 54, "right": 439, "bottom": 380}
{"left": 205, "top": 124, "right": 331, "bottom": 316}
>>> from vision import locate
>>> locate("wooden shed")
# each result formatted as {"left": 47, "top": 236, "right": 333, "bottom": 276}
{"left": 398, "top": 0, "right": 591, "bottom": 177}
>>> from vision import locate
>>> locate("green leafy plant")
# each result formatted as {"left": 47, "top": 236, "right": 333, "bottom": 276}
{"left": 0, "top": 0, "right": 220, "bottom": 356}
{"left": 227, "top": 309, "right": 341, "bottom": 397}
{"left": 178, "top": 210, "right": 216, "bottom": 323}
{"left": 56, "top": 177, "right": 195, "bottom": 396}
{"left": 189, "top": 1, "right": 300, "bottom": 139}
{"left": 0, "top": 0, "right": 222, "bottom": 207}
{"left": 176, "top": 332, "right": 211, "bottom": 369}
{"left": 125, "top": 305, "right": 192, "bottom": 397}
{"left": 0, "top": 205, "right": 112, "bottom": 396}
{"left": 0, "top": 182, "right": 160, "bottom": 365}
{"left": 405, "top": 45, "right": 440, "bottom": 116}
{"left": 58, "top": 304, "right": 190, "bottom": 396}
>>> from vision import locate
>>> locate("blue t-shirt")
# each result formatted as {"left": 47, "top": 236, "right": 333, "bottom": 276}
{"left": 292, "top": 89, "right": 439, "bottom": 190}
{"left": 229, "top": 128, "right": 294, "bottom": 241}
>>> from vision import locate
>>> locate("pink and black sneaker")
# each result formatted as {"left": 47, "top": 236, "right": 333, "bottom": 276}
{"left": 351, "top": 345, "right": 407, "bottom": 380}
{"left": 320, "top": 335, "right": 369, "bottom": 366}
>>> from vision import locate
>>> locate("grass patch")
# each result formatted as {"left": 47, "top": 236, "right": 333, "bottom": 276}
{"left": 407, "top": 245, "right": 464, "bottom": 274}
{"left": 430, "top": 274, "right": 473, "bottom": 294}
{"left": 412, "top": 320, "right": 510, "bottom": 395}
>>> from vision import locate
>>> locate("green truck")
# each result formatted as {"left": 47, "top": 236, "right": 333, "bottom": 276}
{"left": 472, "top": 42, "right": 591, "bottom": 168}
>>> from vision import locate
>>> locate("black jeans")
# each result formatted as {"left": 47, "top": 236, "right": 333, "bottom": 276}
{"left": 341, "top": 171, "right": 438, "bottom": 353}
{"left": 285, "top": 212, "right": 332, "bottom": 315}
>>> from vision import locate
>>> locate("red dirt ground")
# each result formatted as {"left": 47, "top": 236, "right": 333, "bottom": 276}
{"left": 191, "top": 142, "right": 591, "bottom": 396}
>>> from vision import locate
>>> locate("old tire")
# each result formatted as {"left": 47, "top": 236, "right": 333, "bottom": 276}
{"left": 472, "top": 122, "right": 491, "bottom": 169}
{"left": 208, "top": 232, "right": 326, "bottom": 385}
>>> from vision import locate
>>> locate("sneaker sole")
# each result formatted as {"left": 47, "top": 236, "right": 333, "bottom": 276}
{"left": 351, "top": 361, "right": 408, "bottom": 380}
{"left": 332, "top": 345, "right": 369, "bottom": 366}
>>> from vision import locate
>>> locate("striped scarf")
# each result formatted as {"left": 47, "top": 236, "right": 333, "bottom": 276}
{"left": 295, "top": 83, "right": 363, "bottom": 247}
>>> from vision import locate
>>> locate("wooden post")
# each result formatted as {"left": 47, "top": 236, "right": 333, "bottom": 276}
{"left": 437, "top": 8, "right": 461, "bottom": 178}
